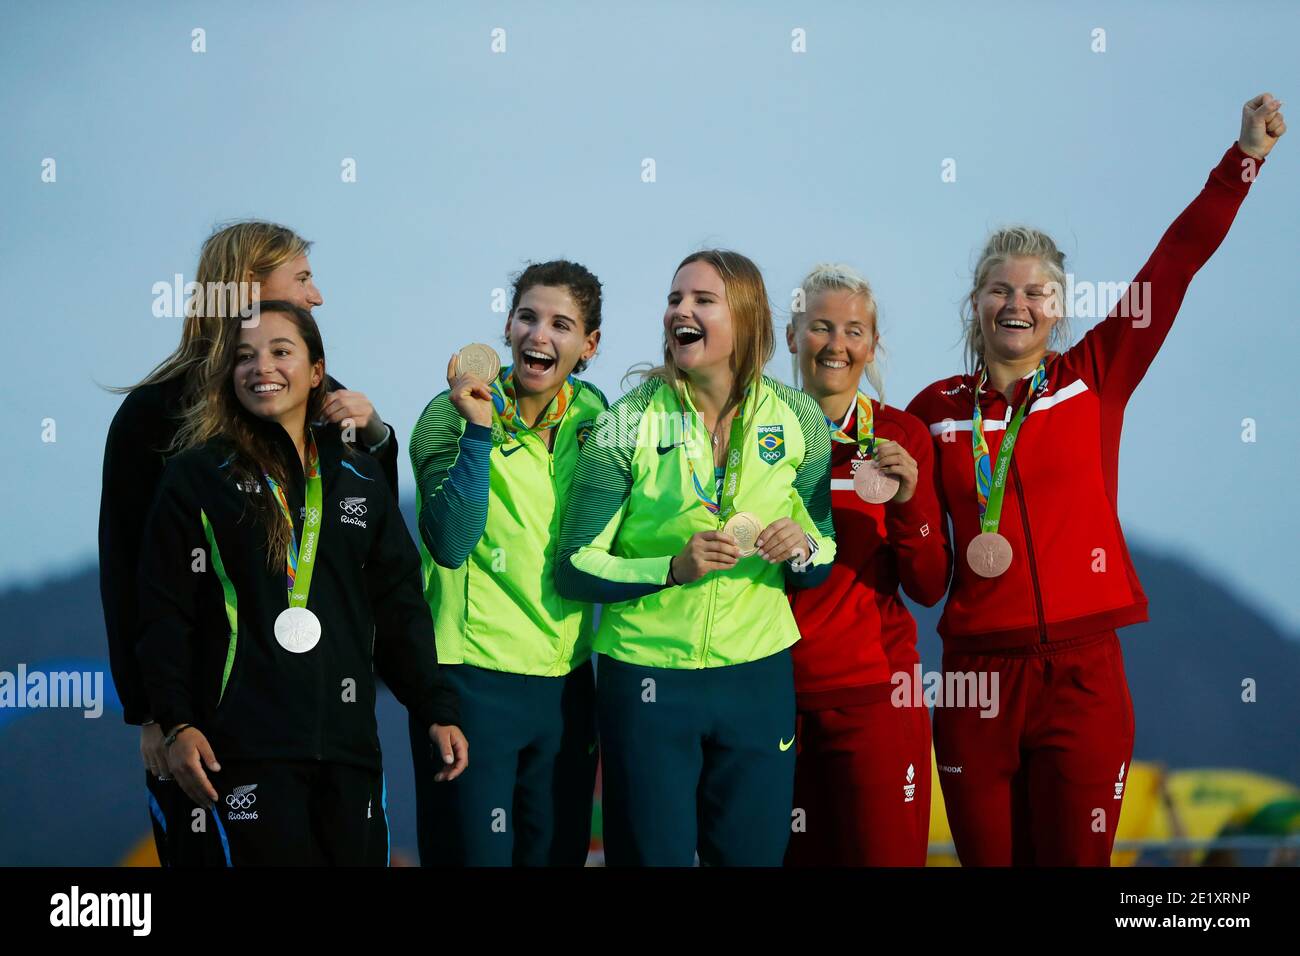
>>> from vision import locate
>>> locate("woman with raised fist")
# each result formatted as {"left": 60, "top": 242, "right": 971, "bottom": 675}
{"left": 907, "top": 94, "right": 1286, "bottom": 866}
{"left": 783, "top": 263, "right": 951, "bottom": 866}
{"left": 408, "top": 260, "right": 607, "bottom": 866}
{"left": 556, "top": 249, "right": 836, "bottom": 866}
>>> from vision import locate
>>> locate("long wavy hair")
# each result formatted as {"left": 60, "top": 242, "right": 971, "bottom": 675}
{"left": 631, "top": 249, "right": 774, "bottom": 416}
{"left": 176, "top": 300, "right": 329, "bottom": 571}
{"left": 112, "top": 220, "right": 312, "bottom": 402}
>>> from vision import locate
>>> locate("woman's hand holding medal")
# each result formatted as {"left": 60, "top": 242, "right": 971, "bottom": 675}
{"left": 867, "top": 438, "right": 918, "bottom": 505}
{"left": 446, "top": 348, "right": 497, "bottom": 428}
{"left": 750, "top": 516, "right": 809, "bottom": 564}
{"left": 668, "top": 531, "right": 742, "bottom": 584}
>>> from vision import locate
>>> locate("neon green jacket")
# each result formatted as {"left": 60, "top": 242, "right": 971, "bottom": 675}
{"left": 556, "top": 374, "right": 835, "bottom": 668}
{"left": 410, "top": 379, "right": 608, "bottom": 676}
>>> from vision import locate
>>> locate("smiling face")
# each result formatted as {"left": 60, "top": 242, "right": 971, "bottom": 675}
{"left": 233, "top": 310, "right": 324, "bottom": 426}
{"left": 504, "top": 285, "right": 600, "bottom": 396}
{"left": 975, "top": 256, "right": 1061, "bottom": 367}
{"left": 254, "top": 255, "right": 324, "bottom": 311}
{"left": 664, "top": 260, "right": 734, "bottom": 378}
{"left": 787, "top": 289, "right": 877, "bottom": 405}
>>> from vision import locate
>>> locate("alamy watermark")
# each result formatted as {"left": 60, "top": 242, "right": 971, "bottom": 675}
{"left": 1044, "top": 274, "right": 1152, "bottom": 327}
{"left": 151, "top": 275, "right": 262, "bottom": 324}
{"left": 891, "top": 664, "right": 1000, "bottom": 718}
{"left": 0, "top": 664, "right": 104, "bottom": 718}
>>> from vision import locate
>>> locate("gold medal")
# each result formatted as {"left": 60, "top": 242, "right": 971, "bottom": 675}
{"left": 723, "top": 511, "right": 763, "bottom": 557}
{"left": 453, "top": 343, "right": 502, "bottom": 382}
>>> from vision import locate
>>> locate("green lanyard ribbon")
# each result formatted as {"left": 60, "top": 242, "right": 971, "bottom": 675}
{"left": 971, "top": 361, "right": 1046, "bottom": 534}
{"left": 264, "top": 431, "right": 324, "bottom": 607}
{"left": 827, "top": 391, "right": 876, "bottom": 455}
{"left": 677, "top": 384, "right": 750, "bottom": 522}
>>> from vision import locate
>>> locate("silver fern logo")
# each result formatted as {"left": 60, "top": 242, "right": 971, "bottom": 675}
{"left": 340, "top": 496, "right": 368, "bottom": 528}
{"left": 226, "top": 784, "right": 259, "bottom": 820}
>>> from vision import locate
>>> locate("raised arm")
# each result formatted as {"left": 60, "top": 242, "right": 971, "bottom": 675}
{"left": 1072, "top": 94, "right": 1284, "bottom": 402}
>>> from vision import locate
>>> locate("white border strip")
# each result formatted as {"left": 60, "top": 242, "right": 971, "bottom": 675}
{"left": 928, "top": 378, "right": 1089, "bottom": 435}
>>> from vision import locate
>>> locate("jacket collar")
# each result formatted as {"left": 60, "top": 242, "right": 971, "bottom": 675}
{"left": 240, "top": 409, "right": 348, "bottom": 479}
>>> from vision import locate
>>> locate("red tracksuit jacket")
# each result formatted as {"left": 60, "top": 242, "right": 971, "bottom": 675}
{"left": 906, "top": 143, "right": 1261, "bottom": 652}
{"left": 789, "top": 399, "right": 951, "bottom": 708}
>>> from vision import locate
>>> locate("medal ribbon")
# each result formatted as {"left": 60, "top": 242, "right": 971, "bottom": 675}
{"left": 971, "top": 360, "right": 1046, "bottom": 534}
{"left": 264, "top": 431, "right": 323, "bottom": 606}
{"left": 677, "top": 384, "right": 750, "bottom": 521}
{"left": 490, "top": 366, "right": 575, "bottom": 436}
{"left": 827, "top": 391, "right": 876, "bottom": 454}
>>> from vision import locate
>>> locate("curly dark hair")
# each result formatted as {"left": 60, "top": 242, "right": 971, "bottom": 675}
{"left": 509, "top": 260, "right": 603, "bottom": 374}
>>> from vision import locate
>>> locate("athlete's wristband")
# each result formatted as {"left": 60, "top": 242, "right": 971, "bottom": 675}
{"left": 163, "top": 724, "right": 195, "bottom": 748}
{"left": 666, "top": 557, "right": 681, "bottom": 587}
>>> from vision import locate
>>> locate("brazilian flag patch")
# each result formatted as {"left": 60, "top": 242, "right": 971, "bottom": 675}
{"left": 576, "top": 420, "right": 595, "bottom": 447}
{"left": 757, "top": 424, "right": 785, "bottom": 464}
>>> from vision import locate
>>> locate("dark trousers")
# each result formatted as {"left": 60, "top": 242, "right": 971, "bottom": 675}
{"left": 409, "top": 660, "right": 597, "bottom": 866}
{"left": 176, "top": 759, "right": 387, "bottom": 867}
{"left": 145, "top": 770, "right": 178, "bottom": 865}
{"left": 597, "top": 649, "right": 797, "bottom": 867}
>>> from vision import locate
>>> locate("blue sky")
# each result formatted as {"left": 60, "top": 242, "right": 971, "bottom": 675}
{"left": 2, "top": 0, "right": 1298, "bottom": 633}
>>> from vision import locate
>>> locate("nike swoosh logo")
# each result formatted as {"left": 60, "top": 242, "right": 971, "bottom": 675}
{"left": 501, "top": 443, "right": 525, "bottom": 457}
{"left": 656, "top": 443, "right": 682, "bottom": 455}
{"left": 779, "top": 736, "right": 795, "bottom": 752}
{"left": 587, "top": 741, "right": 598, "bottom": 755}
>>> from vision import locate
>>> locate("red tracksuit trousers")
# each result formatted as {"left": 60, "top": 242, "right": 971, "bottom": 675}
{"left": 786, "top": 692, "right": 932, "bottom": 866}
{"left": 934, "top": 631, "right": 1135, "bottom": 866}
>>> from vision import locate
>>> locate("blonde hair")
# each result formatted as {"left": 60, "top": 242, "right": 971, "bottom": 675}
{"left": 114, "top": 220, "right": 312, "bottom": 395}
{"left": 631, "top": 249, "right": 774, "bottom": 415}
{"left": 962, "top": 226, "right": 1072, "bottom": 373}
{"left": 790, "top": 262, "right": 886, "bottom": 402}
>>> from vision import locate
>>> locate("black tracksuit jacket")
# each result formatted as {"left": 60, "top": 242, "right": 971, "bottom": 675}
{"left": 133, "top": 412, "right": 454, "bottom": 771}
{"left": 99, "top": 374, "right": 399, "bottom": 725}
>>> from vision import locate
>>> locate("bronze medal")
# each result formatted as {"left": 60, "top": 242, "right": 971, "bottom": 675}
{"left": 853, "top": 458, "right": 899, "bottom": 504}
{"left": 966, "top": 532, "right": 1013, "bottom": 578}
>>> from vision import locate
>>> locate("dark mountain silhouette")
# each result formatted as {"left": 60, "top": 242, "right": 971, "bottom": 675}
{"left": 0, "top": 501, "right": 1295, "bottom": 864}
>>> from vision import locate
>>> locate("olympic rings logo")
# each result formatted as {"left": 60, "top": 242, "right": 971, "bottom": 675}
{"left": 340, "top": 497, "right": 368, "bottom": 516}
{"left": 226, "top": 785, "right": 257, "bottom": 809}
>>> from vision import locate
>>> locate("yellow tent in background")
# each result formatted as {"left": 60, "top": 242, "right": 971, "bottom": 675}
{"left": 1146, "top": 768, "right": 1300, "bottom": 865}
